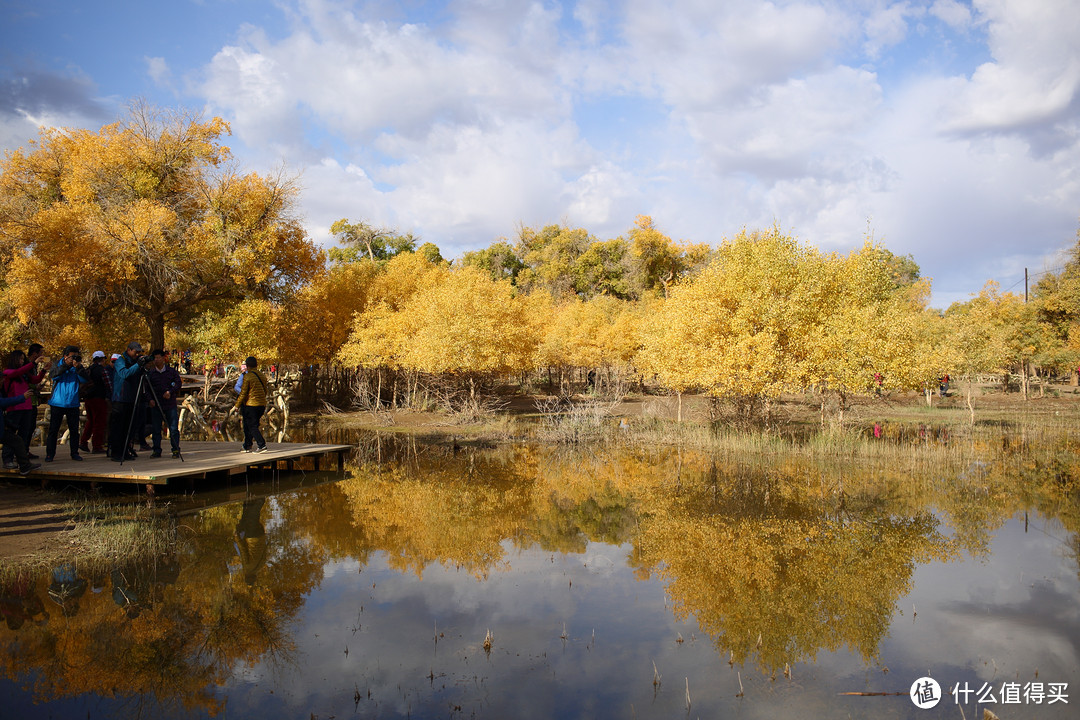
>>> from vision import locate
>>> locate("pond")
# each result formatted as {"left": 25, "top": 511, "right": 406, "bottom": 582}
{"left": 1, "top": 430, "right": 1078, "bottom": 719}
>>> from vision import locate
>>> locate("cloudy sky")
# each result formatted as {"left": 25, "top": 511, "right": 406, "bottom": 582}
{"left": 2, "top": 0, "right": 1078, "bottom": 307}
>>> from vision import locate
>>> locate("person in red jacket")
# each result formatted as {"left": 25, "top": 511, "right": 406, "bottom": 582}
{"left": 2, "top": 346, "right": 50, "bottom": 468}
{"left": 78, "top": 351, "right": 112, "bottom": 454}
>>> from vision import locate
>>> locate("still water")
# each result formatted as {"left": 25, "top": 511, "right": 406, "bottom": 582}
{"left": 1, "top": 432, "right": 1078, "bottom": 719}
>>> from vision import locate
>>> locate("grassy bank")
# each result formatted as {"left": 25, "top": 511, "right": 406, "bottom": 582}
{"left": 0, "top": 496, "right": 180, "bottom": 584}
{"left": 320, "top": 386, "right": 1080, "bottom": 458}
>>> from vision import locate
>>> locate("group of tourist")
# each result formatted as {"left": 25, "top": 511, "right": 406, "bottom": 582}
{"left": 1, "top": 340, "right": 272, "bottom": 475}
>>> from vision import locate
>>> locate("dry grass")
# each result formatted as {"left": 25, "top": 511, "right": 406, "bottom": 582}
{"left": 0, "top": 497, "right": 180, "bottom": 583}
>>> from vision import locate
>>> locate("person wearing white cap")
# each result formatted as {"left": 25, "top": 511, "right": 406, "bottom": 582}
{"left": 78, "top": 351, "right": 111, "bottom": 454}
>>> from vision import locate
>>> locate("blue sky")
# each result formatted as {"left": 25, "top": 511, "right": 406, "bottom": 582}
{"left": 2, "top": 0, "right": 1079, "bottom": 307}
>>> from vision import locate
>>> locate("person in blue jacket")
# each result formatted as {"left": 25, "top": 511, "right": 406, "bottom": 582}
{"left": 45, "top": 346, "right": 88, "bottom": 461}
{"left": 1, "top": 386, "right": 42, "bottom": 474}
{"left": 109, "top": 341, "right": 146, "bottom": 462}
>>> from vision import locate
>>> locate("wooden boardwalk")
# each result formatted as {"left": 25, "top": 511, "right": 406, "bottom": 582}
{"left": 6, "top": 441, "right": 354, "bottom": 486}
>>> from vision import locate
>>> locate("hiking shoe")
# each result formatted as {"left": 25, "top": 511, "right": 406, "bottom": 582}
{"left": 70, "top": 453, "right": 83, "bottom": 461}
{"left": 3, "top": 461, "right": 18, "bottom": 470}
{"left": 45, "top": 455, "right": 54, "bottom": 462}
{"left": 150, "top": 450, "right": 162, "bottom": 458}
{"left": 241, "top": 447, "right": 252, "bottom": 453}
{"left": 255, "top": 446, "right": 268, "bottom": 454}
{"left": 172, "top": 449, "right": 181, "bottom": 459}
{"left": 19, "top": 463, "right": 41, "bottom": 475}
{"left": 78, "top": 444, "right": 90, "bottom": 453}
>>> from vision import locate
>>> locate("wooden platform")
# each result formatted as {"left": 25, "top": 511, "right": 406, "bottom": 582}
{"left": 7, "top": 441, "right": 354, "bottom": 485}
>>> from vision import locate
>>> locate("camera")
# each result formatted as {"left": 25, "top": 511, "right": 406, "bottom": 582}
{"left": 73, "top": 354, "right": 82, "bottom": 363}
{"left": 136, "top": 354, "right": 151, "bottom": 367}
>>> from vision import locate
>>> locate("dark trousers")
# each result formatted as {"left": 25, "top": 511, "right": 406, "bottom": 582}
{"left": 3, "top": 408, "right": 35, "bottom": 462}
{"left": 45, "top": 405, "right": 80, "bottom": 459}
{"left": 109, "top": 401, "right": 135, "bottom": 459}
{"left": 80, "top": 398, "right": 109, "bottom": 452}
{"left": 1, "top": 425, "right": 31, "bottom": 470}
{"left": 150, "top": 405, "right": 181, "bottom": 453}
{"left": 137, "top": 403, "right": 152, "bottom": 447}
{"left": 240, "top": 405, "right": 266, "bottom": 450}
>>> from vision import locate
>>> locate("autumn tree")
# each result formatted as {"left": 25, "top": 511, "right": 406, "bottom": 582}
{"left": 806, "top": 244, "right": 940, "bottom": 424}
{"left": 0, "top": 102, "right": 324, "bottom": 350}
{"left": 276, "top": 261, "right": 382, "bottom": 364}
{"left": 337, "top": 254, "right": 542, "bottom": 409}
{"left": 537, "top": 295, "right": 642, "bottom": 391}
{"left": 944, "top": 282, "right": 1030, "bottom": 421}
{"left": 637, "top": 228, "right": 827, "bottom": 421}
{"left": 1032, "top": 231, "right": 1080, "bottom": 382}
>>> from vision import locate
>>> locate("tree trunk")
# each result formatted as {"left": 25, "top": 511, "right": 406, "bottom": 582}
{"left": 147, "top": 313, "right": 165, "bottom": 353}
{"left": 966, "top": 380, "right": 975, "bottom": 425}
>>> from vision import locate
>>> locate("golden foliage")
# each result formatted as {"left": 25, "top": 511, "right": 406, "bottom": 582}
{"left": 338, "top": 257, "right": 542, "bottom": 375}
{"left": 0, "top": 102, "right": 323, "bottom": 349}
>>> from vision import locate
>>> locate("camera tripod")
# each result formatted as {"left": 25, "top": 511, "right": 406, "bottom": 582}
{"left": 120, "top": 362, "right": 184, "bottom": 466}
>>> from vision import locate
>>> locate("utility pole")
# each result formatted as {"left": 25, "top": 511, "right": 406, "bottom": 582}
{"left": 1024, "top": 268, "right": 1028, "bottom": 303}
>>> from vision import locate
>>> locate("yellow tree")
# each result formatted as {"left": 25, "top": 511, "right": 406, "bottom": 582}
{"left": 278, "top": 261, "right": 382, "bottom": 364}
{"left": 403, "top": 266, "right": 542, "bottom": 379}
{"left": 188, "top": 300, "right": 279, "bottom": 364}
{"left": 337, "top": 256, "right": 542, "bottom": 408}
{"left": 537, "top": 295, "right": 642, "bottom": 391}
{"left": 337, "top": 252, "right": 449, "bottom": 369}
{"left": 944, "top": 281, "right": 1028, "bottom": 422}
{"left": 637, "top": 228, "right": 826, "bottom": 420}
{"left": 806, "top": 244, "right": 941, "bottom": 424}
{"left": 0, "top": 102, "right": 323, "bottom": 349}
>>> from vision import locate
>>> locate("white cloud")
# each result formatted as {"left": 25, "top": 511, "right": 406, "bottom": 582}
{"left": 170, "top": 0, "right": 1080, "bottom": 303}
{"left": 930, "top": 0, "right": 973, "bottom": 29}
{"left": 943, "top": 0, "right": 1080, "bottom": 140}
{"left": 145, "top": 56, "right": 172, "bottom": 87}
{"left": 864, "top": 1, "right": 922, "bottom": 59}
{"left": 373, "top": 119, "right": 609, "bottom": 249}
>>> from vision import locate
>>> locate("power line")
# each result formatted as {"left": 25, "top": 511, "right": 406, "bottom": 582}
{"left": 1002, "top": 264, "right": 1067, "bottom": 293}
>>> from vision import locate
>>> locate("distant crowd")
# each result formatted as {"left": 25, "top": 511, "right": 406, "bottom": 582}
{"left": 2, "top": 341, "right": 273, "bottom": 476}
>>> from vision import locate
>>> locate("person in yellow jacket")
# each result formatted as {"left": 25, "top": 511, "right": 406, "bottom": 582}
{"left": 233, "top": 355, "right": 269, "bottom": 453}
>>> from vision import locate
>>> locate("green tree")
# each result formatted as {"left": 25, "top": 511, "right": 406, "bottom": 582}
{"left": 628, "top": 215, "right": 712, "bottom": 298}
{"left": 514, "top": 224, "right": 593, "bottom": 297}
{"left": 328, "top": 218, "right": 418, "bottom": 263}
{"left": 573, "top": 238, "right": 633, "bottom": 299}
{"left": 460, "top": 240, "right": 525, "bottom": 284}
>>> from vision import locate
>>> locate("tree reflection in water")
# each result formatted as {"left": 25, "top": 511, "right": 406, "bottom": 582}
{"left": 1, "top": 431, "right": 1078, "bottom": 715}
